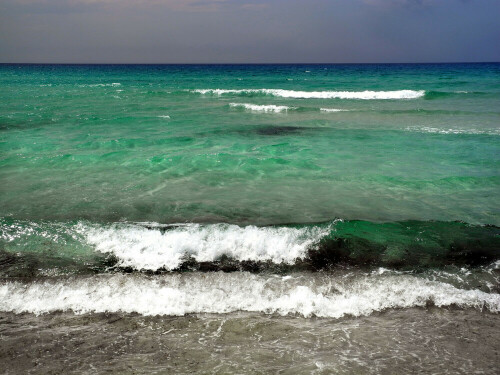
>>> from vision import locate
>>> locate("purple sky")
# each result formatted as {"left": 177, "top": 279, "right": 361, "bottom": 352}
{"left": 0, "top": 0, "right": 499, "bottom": 63}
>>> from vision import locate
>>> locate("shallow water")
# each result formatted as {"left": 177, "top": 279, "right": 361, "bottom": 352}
{"left": 1, "top": 309, "right": 499, "bottom": 374}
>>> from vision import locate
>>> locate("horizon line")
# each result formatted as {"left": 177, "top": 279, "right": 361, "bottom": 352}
{"left": 1, "top": 61, "right": 499, "bottom": 66}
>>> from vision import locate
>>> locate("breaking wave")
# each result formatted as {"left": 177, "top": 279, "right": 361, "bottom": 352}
{"left": 1, "top": 218, "right": 499, "bottom": 275}
{"left": 77, "top": 83, "right": 121, "bottom": 88}
{"left": 1, "top": 217, "right": 499, "bottom": 318}
{"left": 1, "top": 272, "right": 498, "bottom": 317}
{"left": 229, "top": 103, "right": 295, "bottom": 112}
{"left": 79, "top": 222, "right": 330, "bottom": 271}
{"left": 320, "top": 108, "right": 349, "bottom": 112}
{"left": 193, "top": 89, "right": 425, "bottom": 100}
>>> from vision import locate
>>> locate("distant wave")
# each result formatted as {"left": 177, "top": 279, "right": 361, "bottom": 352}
{"left": 157, "top": 115, "right": 171, "bottom": 119}
{"left": 405, "top": 126, "right": 500, "bottom": 135}
{"left": 320, "top": 108, "right": 349, "bottom": 112}
{"left": 229, "top": 103, "right": 295, "bottom": 113}
{"left": 230, "top": 103, "right": 349, "bottom": 113}
{"left": 377, "top": 109, "right": 496, "bottom": 115}
{"left": 1, "top": 272, "right": 498, "bottom": 317}
{"left": 423, "top": 90, "right": 489, "bottom": 100}
{"left": 78, "top": 83, "right": 121, "bottom": 88}
{"left": 193, "top": 89, "right": 425, "bottom": 100}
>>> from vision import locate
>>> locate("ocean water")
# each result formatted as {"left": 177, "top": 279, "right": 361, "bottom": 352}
{"left": 1, "top": 63, "right": 499, "bottom": 373}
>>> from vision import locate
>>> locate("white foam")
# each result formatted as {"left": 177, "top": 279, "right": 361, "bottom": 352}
{"left": 78, "top": 83, "right": 121, "bottom": 88}
{"left": 405, "top": 126, "right": 500, "bottom": 135}
{"left": 76, "top": 222, "right": 331, "bottom": 271}
{"left": 1, "top": 272, "right": 498, "bottom": 317}
{"left": 157, "top": 115, "right": 171, "bottom": 119}
{"left": 193, "top": 89, "right": 425, "bottom": 100}
{"left": 194, "top": 89, "right": 245, "bottom": 95}
{"left": 320, "top": 108, "right": 349, "bottom": 112}
{"left": 229, "top": 103, "right": 293, "bottom": 112}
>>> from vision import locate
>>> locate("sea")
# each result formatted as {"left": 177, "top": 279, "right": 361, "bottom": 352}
{"left": 0, "top": 63, "right": 499, "bottom": 374}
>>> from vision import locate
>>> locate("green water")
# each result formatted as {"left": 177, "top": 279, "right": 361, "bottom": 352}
{"left": 1, "top": 64, "right": 499, "bottom": 225}
{"left": 0, "top": 63, "right": 499, "bottom": 278}
{"left": 1, "top": 217, "right": 499, "bottom": 279}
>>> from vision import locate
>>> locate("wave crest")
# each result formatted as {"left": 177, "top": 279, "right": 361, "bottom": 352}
{"left": 79, "top": 222, "right": 331, "bottom": 271}
{"left": 229, "top": 103, "right": 294, "bottom": 112}
{"left": 405, "top": 126, "right": 500, "bottom": 135}
{"left": 1, "top": 272, "right": 498, "bottom": 317}
{"left": 320, "top": 108, "right": 349, "bottom": 112}
{"left": 2, "top": 219, "right": 499, "bottom": 275}
{"left": 193, "top": 89, "right": 425, "bottom": 100}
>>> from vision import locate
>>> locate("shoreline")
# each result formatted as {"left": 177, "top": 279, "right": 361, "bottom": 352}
{"left": 1, "top": 308, "right": 498, "bottom": 374}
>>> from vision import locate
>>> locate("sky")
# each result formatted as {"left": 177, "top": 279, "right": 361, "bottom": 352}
{"left": 0, "top": 0, "right": 499, "bottom": 63}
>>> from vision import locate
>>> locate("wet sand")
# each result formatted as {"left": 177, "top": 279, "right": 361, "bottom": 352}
{"left": 1, "top": 308, "right": 498, "bottom": 374}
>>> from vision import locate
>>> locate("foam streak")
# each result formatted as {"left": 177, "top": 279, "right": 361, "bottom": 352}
{"left": 1, "top": 273, "right": 498, "bottom": 317}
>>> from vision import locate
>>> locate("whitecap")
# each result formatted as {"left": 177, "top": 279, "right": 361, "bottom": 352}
{"left": 193, "top": 89, "right": 425, "bottom": 100}
{"left": 229, "top": 103, "right": 293, "bottom": 113}
{"left": 78, "top": 83, "right": 121, "bottom": 88}
{"left": 76, "top": 222, "right": 331, "bottom": 271}
{"left": 1, "top": 272, "right": 498, "bottom": 317}
{"left": 320, "top": 108, "right": 349, "bottom": 112}
{"left": 405, "top": 126, "right": 500, "bottom": 135}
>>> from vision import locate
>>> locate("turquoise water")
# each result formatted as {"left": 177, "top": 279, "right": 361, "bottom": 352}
{"left": 1, "top": 64, "right": 499, "bottom": 225}
{"left": 0, "top": 64, "right": 499, "bottom": 319}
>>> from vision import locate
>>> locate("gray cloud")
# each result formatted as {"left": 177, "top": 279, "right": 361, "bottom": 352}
{"left": 0, "top": 0, "right": 262, "bottom": 13}
{"left": 0, "top": 0, "right": 498, "bottom": 63}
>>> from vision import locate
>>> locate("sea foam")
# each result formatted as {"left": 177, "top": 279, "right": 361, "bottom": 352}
{"left": 229, "top": 103, "right": 293, "bottom": 112}
{"left": 405, "top": 126, "right": 500, "bottom": 135}
{"left": 1, "top": 272, "right": 498, "bottom": 317}
{"left": 78, "top": 222, "right": 331, "bottom": 271}
{"left": 78, "top": 83, "right": 121, "bottom": 87}
{"left": 194, "top": 89, "right": 425, "bottom": 100}
{"left": 320, "top": 108, "right": 349, "bottom": 112}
